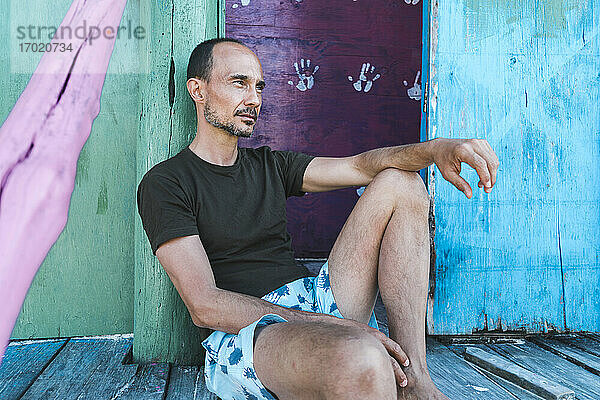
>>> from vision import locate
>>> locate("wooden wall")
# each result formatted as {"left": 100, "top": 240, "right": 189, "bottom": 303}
{"left": 225, "top": 0, "right": 425, "bottom": 257}
{"left": 4, "top": 0, "right": 142, "bottom": 339}
{"left": 134, "top": 0, "right": 224, "bottom": 365}
{"left": 428, "top": 0, "right": 600, "bottom": 334}
{"left": 6, "top": 0, "right": 596, "bottom": 346}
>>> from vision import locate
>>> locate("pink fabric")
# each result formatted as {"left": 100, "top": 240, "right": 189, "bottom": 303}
{"left": 0, "top": 0, "right": 127, "bottom": 363}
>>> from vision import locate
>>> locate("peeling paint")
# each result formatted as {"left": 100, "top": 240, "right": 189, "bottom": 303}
{"left": 431, "top": 0, "right": 599, "bottom": 333}
{"left": 463, "top": 0, "right": 583, "bottom": 40}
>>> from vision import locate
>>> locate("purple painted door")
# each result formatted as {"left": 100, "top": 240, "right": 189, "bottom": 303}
{"left": 227, "top": 0, "right": 423, "bottom": 257}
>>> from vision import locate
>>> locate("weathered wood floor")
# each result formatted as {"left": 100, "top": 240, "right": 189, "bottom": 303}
{"left": 3, "top": 331, "right": 600, "bottom": 399}
{"left": 2, "top": 261, "right": 599, "bottom": 399}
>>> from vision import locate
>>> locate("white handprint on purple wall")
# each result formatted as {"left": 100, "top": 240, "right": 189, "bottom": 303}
{"left": 403, "top": 71, "right": 421, "bottom": 101}
{"left": 288, "top": 59, "right": 319, "bottom": 91}
{"left": 348, "top": 62, "right": 381, "bottom": 93}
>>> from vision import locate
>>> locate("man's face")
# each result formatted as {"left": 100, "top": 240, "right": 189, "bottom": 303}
{"left": 202, "top": 43, "right": 265, "bottom": 138}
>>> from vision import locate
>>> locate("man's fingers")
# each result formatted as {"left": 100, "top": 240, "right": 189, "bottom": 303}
{"left": 464, "top": 151, "right": 492, "bottom": 190}
{"left": 482, "top": 141, "right": 499, "bottom": 187}
{"left": 445, "top": 171, "right": 472, "bottom": 198}
{"left": 473, "top": 140, "right": 499, "bottom": 190}
{"left": 390, "top": 356, "right": 408, "bottom": 387}
{"left": 436, "top": 139, "right": 499, "bottom": 197}
{"left": 383, "top": 336, "right": 410, "bottom": 367}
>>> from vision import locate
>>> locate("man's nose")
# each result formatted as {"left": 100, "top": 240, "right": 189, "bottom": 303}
{"left": 244, "top": 87, "right": 261, "bottom": 107}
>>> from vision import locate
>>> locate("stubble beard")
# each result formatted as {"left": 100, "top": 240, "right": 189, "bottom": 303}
{"left": 204, "top": 102, "right": 254, "bottom": 138}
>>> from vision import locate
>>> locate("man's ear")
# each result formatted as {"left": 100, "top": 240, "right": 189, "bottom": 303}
{"left": 186, "top": 78, "right": 205, "bottom": 104}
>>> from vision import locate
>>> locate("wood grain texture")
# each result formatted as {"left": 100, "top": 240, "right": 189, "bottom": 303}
{"left": 0, "top": 339, "right": 67, "bottom": 399}
{"left": 133, "top": 0, "right": 224, "bottom": 365}
{"left": 487, "top": 340, "right": 600, "bottom": 399}
{"left": 165, "top": 366, "right": 220, "bottom": 400}
{"left": 6, "top": 334, "right": 600, "bottom": 400}
{"left": 109, "top": 362, "right": 170, "bottom": 400}
{"left": 0, "top": 0, "right": 128, "bottom": 361}
{"left": 428, "top": 0, "right": 600, "bottom": 333}
{"left": 559, "top": 333, "right": 600, "bottom": 358}
{"left": 467, "top": 361, "right": 548, "bottom": 400}
{"left": 464, "top": 346, "right": 575, "bottom": 399}
{"left": 2, "top": 0, "right": 142, "bottom": 341}
{"left": 227, "top": 0, "right": 424, "bottom": 257}
{"left": 423, "top": 337, "right": 519, "bottom": 399}
{"left": 528, "top": 335, "right": 600, "bottom": 376}
{"left": 19, "top": 336, "right": 141, "bottom": 399}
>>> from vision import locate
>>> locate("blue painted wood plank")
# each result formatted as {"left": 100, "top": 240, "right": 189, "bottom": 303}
{"left": 18, "top": 336, "right": 152, "bottom": 399}
{"left": 109, "top": 362, "right": 169, "bottom": 399}
{"left": 489, "top": 340, "right": 600, "bottom": 399}
{"left": 423, "top": 337, "right": 520, "bottom": 399}
{"left": 428, "top": 0, "right": 600, "bottom": 333}
{"left": 0, "top": 339, "right": 67, "bottom": 399}
{"left": 165, "top": 366, "right": 220, "bottom": 400}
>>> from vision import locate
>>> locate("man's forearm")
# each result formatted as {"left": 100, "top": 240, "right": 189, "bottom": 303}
{"left": 195, "top": 287, "right": 346, "bottom": 334}
{"left": 352, "top": 139, "right": 437, "bottom": 180}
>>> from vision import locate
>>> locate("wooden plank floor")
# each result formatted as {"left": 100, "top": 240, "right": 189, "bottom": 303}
{"left": 2, "top": 263, "right": 599, "bottom": 399}
{"left": 2, "top": 332, "right": 600, "bottom": 399}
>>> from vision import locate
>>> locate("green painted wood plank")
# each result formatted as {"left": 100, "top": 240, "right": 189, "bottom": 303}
{"left": 165, "top": 366, "right": 220, "bottom": 400}
{"left": 19, "top": 336, "right": 139, "bottom": 399}
{"left": 422, "top": 337, "right": 517, "bottom": 399}
{"left": 428, "top": 0, "right": 600, "bottom": 333}
{"left": 4, "top": 0, "right": 141, "bottom": 339}
{"left": 133, "top": 0, "right": 224, "bottom": 364}
{"left": 487, "top": 340, "right": 600, "bottom": 400}
{"left": 0, "top": 339, "right": 68, "bottom": 400}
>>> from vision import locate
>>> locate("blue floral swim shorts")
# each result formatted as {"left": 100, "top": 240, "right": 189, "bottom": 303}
{"left": 201, "top": 259, "right": 379, "bottom": 400}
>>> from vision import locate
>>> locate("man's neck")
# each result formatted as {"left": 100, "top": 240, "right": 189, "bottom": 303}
{"left": 188, "top": 129, "right": 239, "bottom": 167}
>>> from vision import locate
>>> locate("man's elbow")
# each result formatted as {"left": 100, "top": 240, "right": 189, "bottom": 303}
{"left": 190, "top": 288, "right": 219, "bottom": 328}
{"left": 349, "top": 154, "right": 377, "bottom": 186}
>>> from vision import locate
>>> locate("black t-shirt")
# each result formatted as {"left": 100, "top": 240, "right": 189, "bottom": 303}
{"left": 136, "top": 145, "right": 315, "bottom": 298}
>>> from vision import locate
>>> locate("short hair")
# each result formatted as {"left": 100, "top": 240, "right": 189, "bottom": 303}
{"left": 187, "top": 37, "right": 246, "bottom": 82}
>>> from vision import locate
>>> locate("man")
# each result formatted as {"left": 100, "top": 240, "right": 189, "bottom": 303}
{"left": 137, "top": 38, "right": 499, "bottom": 400}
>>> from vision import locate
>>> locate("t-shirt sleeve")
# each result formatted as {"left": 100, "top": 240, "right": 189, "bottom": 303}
{"left": 271, "top": 149, "right": 316, "bottom": 198}
{"left": 137, "top": 172, "right": 200, "bottom": 256}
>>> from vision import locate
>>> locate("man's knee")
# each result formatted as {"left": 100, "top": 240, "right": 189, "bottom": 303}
{"left": 322, "top": 333, "right": 395, "bottom": 397}
{"left": 254, "top": 321, "right": 395, "bottom": 399}
{"left": 370, "top": 168, "right": 430, "bottom": 210}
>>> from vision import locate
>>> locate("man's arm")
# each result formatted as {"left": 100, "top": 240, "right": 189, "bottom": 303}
{"left": 156, "top": 234, "right": 411, "bottom": 374}
{"left": 156, "top": 234, "right": 353, "bottom": 334}
{"left": 301, "top": 138, "right": 500, "bottom": 199}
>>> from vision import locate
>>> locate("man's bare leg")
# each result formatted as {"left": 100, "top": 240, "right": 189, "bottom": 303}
{"left": 253, "top": 320, "right": 398, "bottom": 399}
{"left": 326, "top": 168, "right": 448, "bottom": 399}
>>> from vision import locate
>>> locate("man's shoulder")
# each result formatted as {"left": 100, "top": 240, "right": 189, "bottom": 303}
{"left": 139, "top": 149, "right": 188, "bottom": 186}
{"left": 243, "top": 145, "right": 273, "bottom": 156}
{"left": 241, "top": 145, "right": 283, "bottom": 165}
{"left": 243, "top": 145, "right": 296, "bottom": 161}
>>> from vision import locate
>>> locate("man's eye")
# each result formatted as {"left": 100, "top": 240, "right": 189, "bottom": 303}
{"left": 234, "top": 81, "right": 244, "bottom": 86}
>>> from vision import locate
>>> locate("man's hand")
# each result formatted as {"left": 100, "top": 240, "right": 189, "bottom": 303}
{"left": 430, "top": 138, "right": 499, "bottom": 198}
{"left": 329, "top": 317, "right": 411, "bottom": 388}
